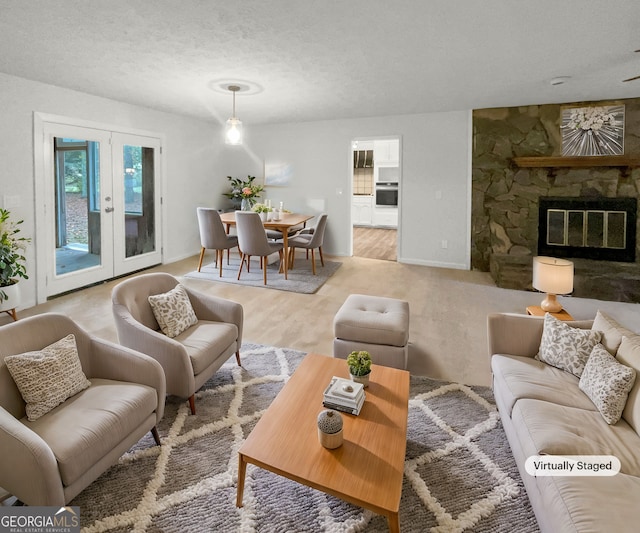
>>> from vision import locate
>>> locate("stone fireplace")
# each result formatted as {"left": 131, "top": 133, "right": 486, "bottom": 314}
{"left": 471, "top": 98, "right": 640, "bottom": 303}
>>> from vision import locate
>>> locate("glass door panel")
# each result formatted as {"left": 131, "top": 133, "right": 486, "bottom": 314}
{"left": 112, "top": 133, "right": 162, "bottom": 276}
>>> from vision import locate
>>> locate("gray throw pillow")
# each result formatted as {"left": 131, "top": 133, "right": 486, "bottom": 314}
{"left": 148, "top": 284, "right": 198, "bottom": 338}
{"left": 579, "top": 343, "right": 636, "bottom": 425}
{"left": 538, "top": 313, "right": 602, "bottom": 377}
{"left": 5, "top": 334, "right": 91, "bottom": 421}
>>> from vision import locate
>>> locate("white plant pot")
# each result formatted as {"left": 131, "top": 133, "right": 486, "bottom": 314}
{"left": 349, "top": 372, "right": 370, "bottom": 388}
{"left": 0, "top": 282, "right": 21, "bottom": 312}
{"left": 259, "top": 212, "right": 267, "bottom": 222}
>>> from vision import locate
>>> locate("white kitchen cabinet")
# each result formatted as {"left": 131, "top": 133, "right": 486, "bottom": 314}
{"left": 352, "top": 195, "right": 373, "bottom": 225}
{"left": 373, "top": 139, "right": 399, "bottom": 166}
{"left": 372, "top": 207, "right": 398, "bottom": 228}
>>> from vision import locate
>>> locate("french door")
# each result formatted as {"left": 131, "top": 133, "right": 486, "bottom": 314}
{"left": 40, "top": 122, "right": 162, "bottom": 297}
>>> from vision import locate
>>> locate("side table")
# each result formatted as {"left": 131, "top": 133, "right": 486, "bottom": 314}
{"left": 526, "top": 305, "right": 574, "bottom": 321}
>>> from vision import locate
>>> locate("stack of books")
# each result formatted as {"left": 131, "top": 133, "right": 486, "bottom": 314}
{"left": 323, "top": 376, "right": 365, "bottom": 415}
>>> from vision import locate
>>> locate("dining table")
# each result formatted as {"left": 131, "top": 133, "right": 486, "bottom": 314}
{"left": 219, "top": 211, "right": 314, "bottom": 280}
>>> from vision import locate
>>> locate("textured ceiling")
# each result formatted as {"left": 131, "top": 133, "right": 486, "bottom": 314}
{"left": 1, "top": 1, "right": 640, "bottom": 125}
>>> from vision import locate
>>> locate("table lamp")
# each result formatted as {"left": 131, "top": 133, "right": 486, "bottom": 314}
{"left": 532, "top": 256, "right": 574, "bottom": 313}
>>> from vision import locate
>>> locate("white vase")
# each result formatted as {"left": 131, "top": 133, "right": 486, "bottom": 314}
{"left": 0, "top": 282, "right": 21, "bottom": 313}
{"left": 259, "top": 212, "right": 267, "bottom": 222}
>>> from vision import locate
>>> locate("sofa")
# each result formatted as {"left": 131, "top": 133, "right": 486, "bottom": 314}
{"left": 488, "top": 311, "right": 640, "bottom": 533}
{"left": 0, "top": 313, "right": 165, "bottom": 506}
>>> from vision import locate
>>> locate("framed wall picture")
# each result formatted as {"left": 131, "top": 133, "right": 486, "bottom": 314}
{"left": 561, "top": 105, "right": 625, "bottom": 156}
{"left": 264, "top": 162, "right": 293, "bottom": 187}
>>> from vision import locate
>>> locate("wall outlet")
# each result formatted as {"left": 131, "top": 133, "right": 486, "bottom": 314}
{"left": 441, "top": 239, "right": 448, "bottom": 249}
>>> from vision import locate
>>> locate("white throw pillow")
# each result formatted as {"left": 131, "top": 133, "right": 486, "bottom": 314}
{"left": 538, "top": 313, "right": 602, "bottom": 377}
{"left": 579, "top": 343, "right": 636, "bottom": 425}
{"left": 5, "top": 334, "right": 91, "bottom": 421}
{"left": 616, "top": 335, "right": 640, "bottom": 433}
{"left": 148, "top": 284, "right": 198, "bottom": 338}
{"left": 591, "top": 310, "right": 635, "bottom": 355}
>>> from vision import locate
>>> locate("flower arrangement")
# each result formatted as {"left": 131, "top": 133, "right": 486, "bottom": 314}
{"left": 346, "top": 350, "right": 372, "bottom": 377}
{"left": 565, "top": 106, "right": 618, "bottom": 132}
{"left": 0, "top": 208, "right": 31, "bottom": 302}
{"left": 223, "top": 175, "right": 264, "bottom": 208}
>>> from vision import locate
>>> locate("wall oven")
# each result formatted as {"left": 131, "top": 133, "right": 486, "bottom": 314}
{"left": 375, "top": 182, "right": 398, "bottom": 207}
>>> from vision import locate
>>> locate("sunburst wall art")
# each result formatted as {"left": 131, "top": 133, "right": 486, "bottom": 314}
{"left": 561, "top": 105, "right": 625, "bottom": 156}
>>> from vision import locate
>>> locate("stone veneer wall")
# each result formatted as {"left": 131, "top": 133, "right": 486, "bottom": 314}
{"left": 471, "top": 98, "right": 640, "bottom": 301}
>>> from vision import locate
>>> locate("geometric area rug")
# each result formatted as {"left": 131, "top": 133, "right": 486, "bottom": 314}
{"left": 71, "top": 344, "right": 539, "bottom": 532}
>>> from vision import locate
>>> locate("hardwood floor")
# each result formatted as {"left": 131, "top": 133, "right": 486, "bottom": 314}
{"left": 353, "top": 226, "right": 397, "bottom": 261}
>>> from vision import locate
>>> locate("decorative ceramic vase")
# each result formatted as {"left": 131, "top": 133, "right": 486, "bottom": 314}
{"left": 317, "top": 409, "right": 343, "bottom": 449}
{"left": 0, "top": 282, "right": 20, "bottom": 313}
{"left": 349, "top": 371, "right": 370, "bottom": 388}
{"left": 240, "top": 198, "right": 252, "bottom": 211}
{"left": 259, "top": 212, "right": 267, "bottom": 222}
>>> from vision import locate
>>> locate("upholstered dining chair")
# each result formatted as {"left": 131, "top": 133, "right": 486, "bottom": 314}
{"left": 112, "top": 272, "right": 243, "bottom": 415}
{"left": 235, "top": 211, "right": 284, "bottom": 285}
{"left": 197, "top": 207, "right": 239, "bottom": 276}
{"left": 287, "top": 213, "right": 328, "bottom": 275}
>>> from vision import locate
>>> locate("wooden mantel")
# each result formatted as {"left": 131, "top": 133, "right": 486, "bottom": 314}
{"left": 512, "top": 155, "right": 640, "bottom": 177}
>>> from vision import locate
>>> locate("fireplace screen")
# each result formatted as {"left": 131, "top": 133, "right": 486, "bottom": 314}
{"left": 539, "top": 197, "right": 636, "bottom": 262}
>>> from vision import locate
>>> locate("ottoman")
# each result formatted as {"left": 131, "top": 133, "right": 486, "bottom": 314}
{"left": 333, "top": 294, "right": 410, "bottom": 370}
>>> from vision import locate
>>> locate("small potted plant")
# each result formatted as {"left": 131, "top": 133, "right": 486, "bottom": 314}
{"left": 252, "top": 203, "right": 272, "bottom": 222}
{"left": 0, "top": 208, "right": 31, "bottom": 314}
{"left": 346, "top": 350, "right": 372, "bottom": 387}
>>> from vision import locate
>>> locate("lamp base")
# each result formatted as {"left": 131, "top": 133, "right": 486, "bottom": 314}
{"left": 540, "top": 293, "right": 563, "bottom": 313}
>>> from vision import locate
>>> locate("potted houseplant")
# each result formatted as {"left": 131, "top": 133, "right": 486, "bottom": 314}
{"left": 223, "top": 175, "right": 264, "bottom": 211}
{"left": 346, "top": 350, "right": 372, "bottom": 387}
{"left": 0, "top": 208, "right": 31, "bottom": 313}
{"left": 252, "top": 203, "right": 273, "bottom": 222}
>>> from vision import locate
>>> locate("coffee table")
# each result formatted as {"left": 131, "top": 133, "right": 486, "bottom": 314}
{"left": 236, "top": 353, "right": 410, "bottom": 532}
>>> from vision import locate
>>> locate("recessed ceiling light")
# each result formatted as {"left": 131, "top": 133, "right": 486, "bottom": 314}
{"left": 550, "top": 76, "right": 571, "bottom": 86}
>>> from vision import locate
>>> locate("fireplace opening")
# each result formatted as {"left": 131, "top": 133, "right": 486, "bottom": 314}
{"left": 538, "top": 197, "right": 637, "bottom": 262}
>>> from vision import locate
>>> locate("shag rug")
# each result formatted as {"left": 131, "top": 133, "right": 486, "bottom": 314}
{"left": 72, "top": 344, "right": 539, "bottom": 533}
{"left": 183, "top": 257, "right": 342, "bottom": 294}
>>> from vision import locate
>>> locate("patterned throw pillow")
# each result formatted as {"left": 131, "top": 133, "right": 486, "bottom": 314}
{"left": 538, "top": 313, "right": 602, "bottom": 377}
{"left": 5, "top": 334, "right": 91, "bottom": 422}
{"left": 579, "top": 343, "right": 636, "bottom": 424}
{"left": 148, "top": 284, "right": 198, "bottom": 338}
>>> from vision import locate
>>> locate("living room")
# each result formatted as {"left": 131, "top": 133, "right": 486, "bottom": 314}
{"left": 2, "top": 2, "right": 640, "bottom": 532}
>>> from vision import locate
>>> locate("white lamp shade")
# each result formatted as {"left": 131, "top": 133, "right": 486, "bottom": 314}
{"left": 225, "top": 117, "right": 243, "bottom": 145}
{"left": 532, "top": 256, "right": 574, "bottom": 295}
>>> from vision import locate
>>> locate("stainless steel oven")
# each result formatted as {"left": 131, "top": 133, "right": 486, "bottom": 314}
{"left": 375, "top": 182, "right": 398, "bottom": 207}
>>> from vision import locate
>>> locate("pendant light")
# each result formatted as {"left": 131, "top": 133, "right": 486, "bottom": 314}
{"left": 225, "top": 85, "right": 243, "bottom": 145}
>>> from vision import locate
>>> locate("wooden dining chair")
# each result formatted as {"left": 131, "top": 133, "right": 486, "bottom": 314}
{"left": 235, "top": 211, "right": 284, "bottom": 285}
{"left": 196, "top": 207, "right": 239, "bottom": 277}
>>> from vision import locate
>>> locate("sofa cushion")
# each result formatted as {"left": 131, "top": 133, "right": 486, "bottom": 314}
{"left": 5, "top": 334, "right": 91, "bottom": 421}
{"left": 592, "top": 310, "right": 636, "bottom": 355}
{"left": 511, "top": 398, "right": 640, "bottom": 476}
{"left": 23, "top": 378, "right": 158, "bottom": 487}
{"left": 174, "top": 320, "right": 239, "bottom": 375}
{"left": 617, "top": 335, "right": 640, "bottom": 433}
{"left": 148, "top": 284, "right": 198, "bottom": 338}
{"left": 537, "top": 313, "right": 602, "bottom": 377}
{"left": 491, "top": 354, "right": 596, "bottom": 416}
{"left": 579, "top": 343, "right": 636, "bottom": 424}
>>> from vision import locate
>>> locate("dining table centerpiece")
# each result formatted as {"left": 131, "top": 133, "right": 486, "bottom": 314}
{"left": 223, "top": 175, "right": 264, "bottom": 210}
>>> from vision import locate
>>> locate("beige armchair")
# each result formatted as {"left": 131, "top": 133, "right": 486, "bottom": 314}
{"left": 112, "top": 272, "right": 243, "bottom": 414}
{"left": 0, "top": 313, "right": 165, "bottom": 506}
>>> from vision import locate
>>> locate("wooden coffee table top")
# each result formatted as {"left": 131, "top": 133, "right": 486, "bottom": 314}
{"left": 237, "top": 353, "right": 410, "bottom": 526}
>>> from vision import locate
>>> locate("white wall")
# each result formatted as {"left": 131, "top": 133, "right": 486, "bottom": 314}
{"left": 0, "top": 73, "right": 223, "bottom": 308}
{"left": 219, "top": 111, "right": 472, "bottom": 268}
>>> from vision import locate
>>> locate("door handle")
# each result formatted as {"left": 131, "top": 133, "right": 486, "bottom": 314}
{"left": 105, "top": 207, "right": 114, "bottom": 213}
